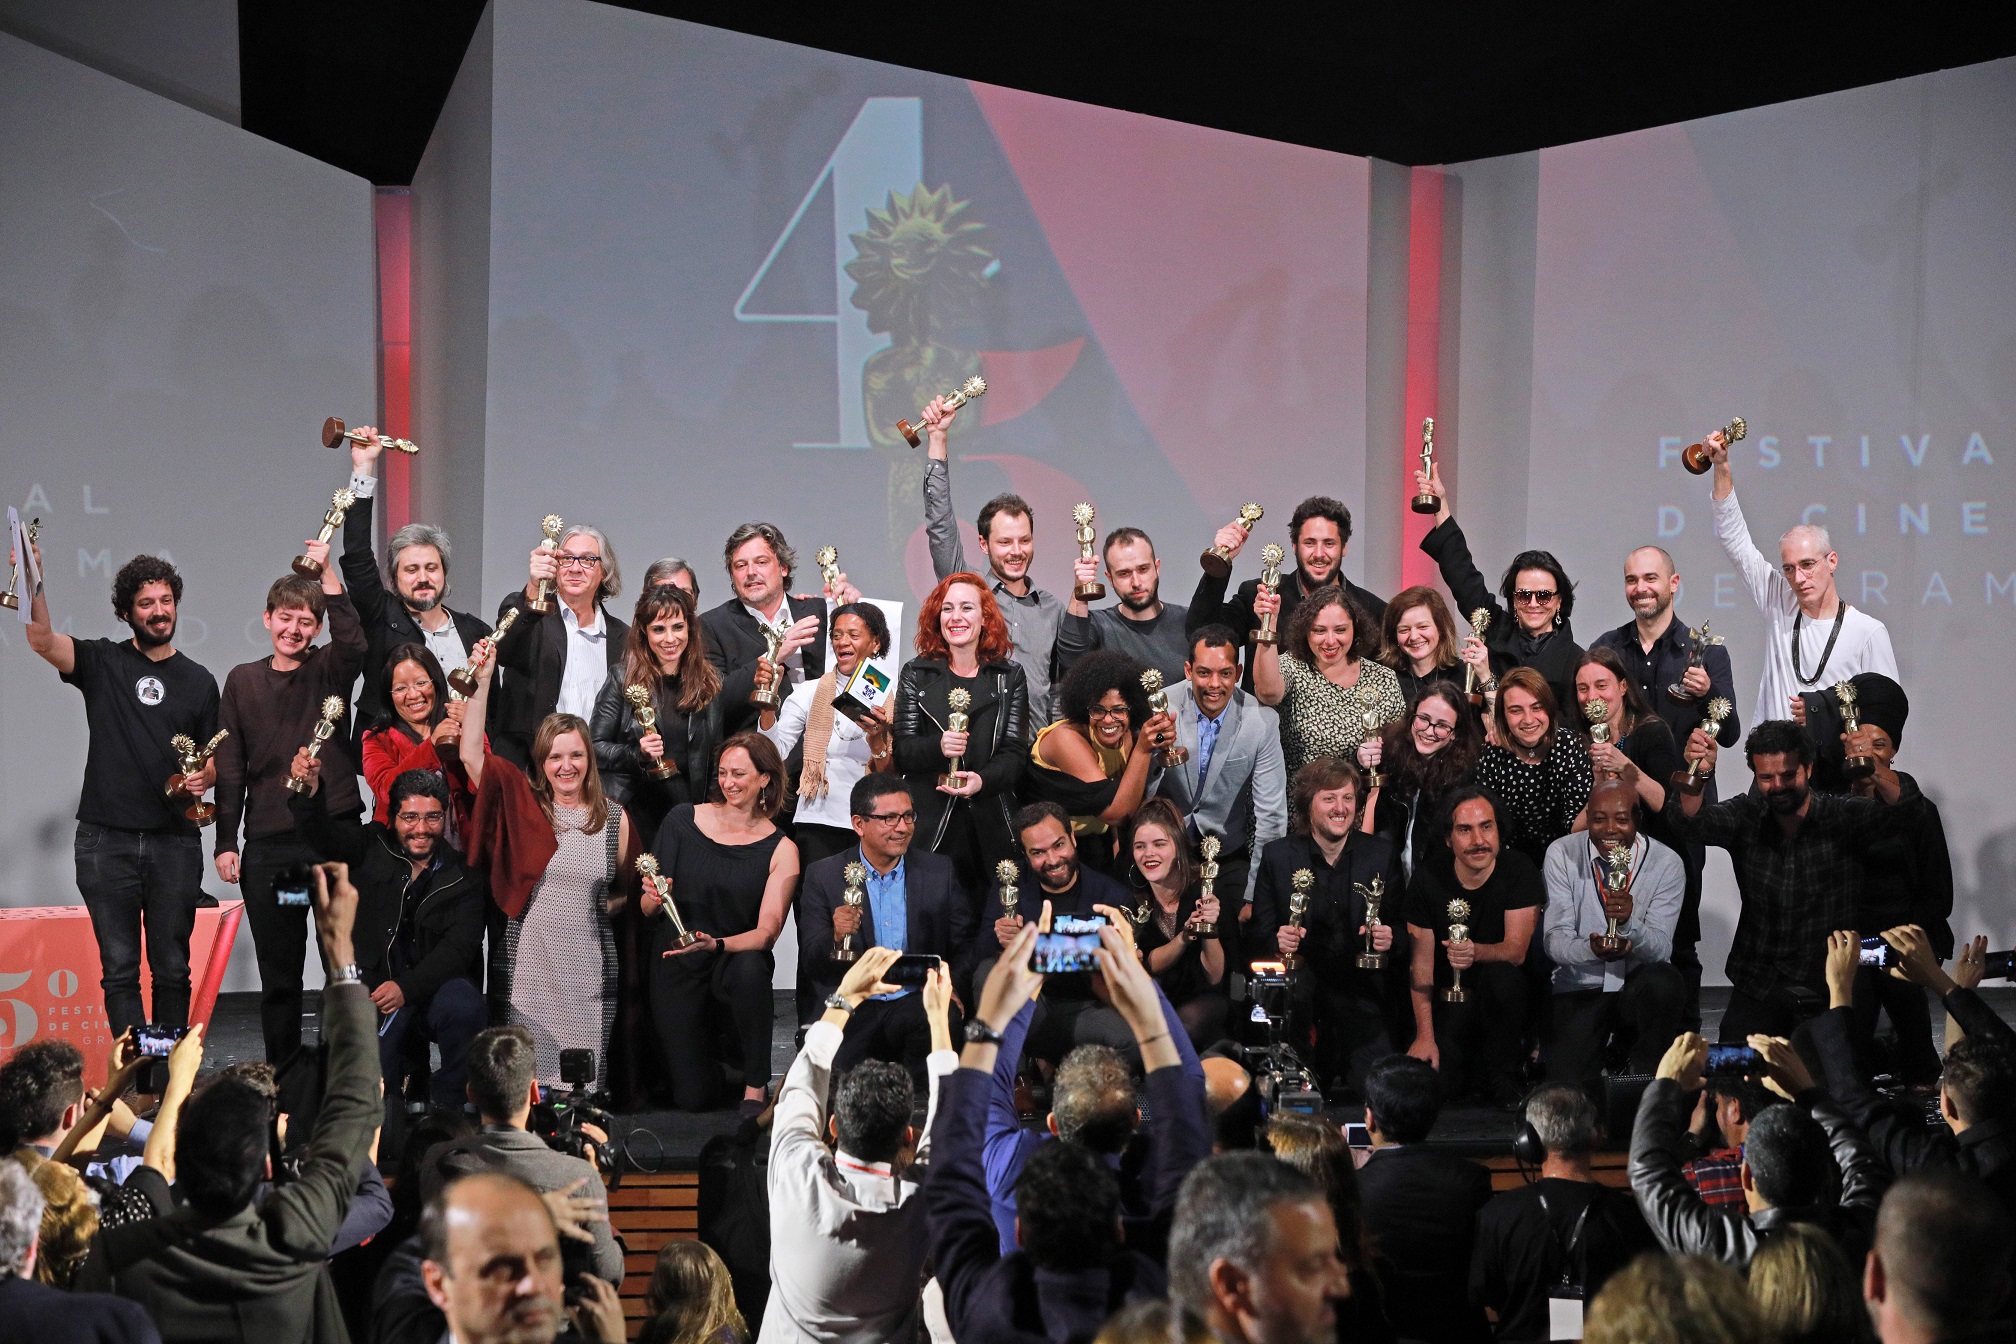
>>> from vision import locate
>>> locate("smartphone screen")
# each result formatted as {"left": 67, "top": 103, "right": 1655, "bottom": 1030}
{"left": 1985, "top": 950, "right": 2016, "bottom": 981}
{"left": 1033, "top": 932, "right": 1102, "bottom": 975}
{"left": 884, "top": 954, "right": 941, "bottom": 987}
{"left": 1343, "top": 1122, "right": 1371, "bottom": 1148}
{"left": 1052, "top": 914, "right": 1107, "bottom": 936}
{"left": 274, "top": 861, "right": 313, "bottom": 908}
{"left": 1705, "top": 1044, "right": 1763, "bottom": 1078}
{"left": 1858, "top": 936, "right": 1895, "bottom": 969}
{"left": 137, "top": 1025, "right": 185, "bottom": 1057}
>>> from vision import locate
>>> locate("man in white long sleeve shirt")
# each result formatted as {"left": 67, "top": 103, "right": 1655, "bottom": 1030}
{"left": 761, "top": 946, "right": 958, "bottom": 1343}
{"left": 1543, "top": 780, "right": 1687, "bottom": 1093}
{"left": 1704, "top": 429, "right": 1899, "bottom": 729}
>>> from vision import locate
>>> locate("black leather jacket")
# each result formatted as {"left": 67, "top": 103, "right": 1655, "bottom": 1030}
{"left": 893, "top": 657, "right": 1030, "bottom": 861}
{"left": 588, "top": 675, "right": 722, "bottom": 816}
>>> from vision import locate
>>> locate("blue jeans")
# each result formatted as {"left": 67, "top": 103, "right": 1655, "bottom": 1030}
{"left": 72, "top": 822, "right": 204, "bottom": 1035}
{"left": 377, "top": 975, "right": 486, "bottom": 1107}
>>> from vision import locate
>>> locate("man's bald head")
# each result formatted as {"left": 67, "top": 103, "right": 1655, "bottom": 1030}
{"left": 421, "top": 1172, "right": 565, "bottom": 1344}
{"left": 1624, "top": 545, "right": 1675, "bottom": 577}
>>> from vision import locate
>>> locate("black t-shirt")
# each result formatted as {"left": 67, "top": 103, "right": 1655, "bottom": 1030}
{"left": 61, "top": 637, "right": 221, "bottom": 834}
{"left": 1471, "top": 1178, "right": 1655, "bottom": 1342}
{"left": 1404, "top": 847, "right": 1543, "bottom": 986}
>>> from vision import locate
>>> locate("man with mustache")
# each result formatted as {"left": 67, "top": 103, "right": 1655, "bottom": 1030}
{"left": 1668, "top": 718, "right": 1928, "bottom": 1042}
{"left": 214, "top": 557, "right": 367, "bottom": 1065}
{"left": 24, "top": 545, "right": 220, "bottom": 1038}
{"left": 338, "top": 427, "right": 492, "bottom": 737}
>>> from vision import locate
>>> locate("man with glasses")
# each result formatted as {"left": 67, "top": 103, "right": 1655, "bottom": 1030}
{"left": 1701, "top": 429, "right": 1898, "bottom": 729}
{"left": 798, "top": 774, "right": 974, "bottom": 1080}
{"left": 288, "top": 753, "right": 489, "bottom": 1108}
{"left": 491, "top": 522, "right": 628, "bottom": 766}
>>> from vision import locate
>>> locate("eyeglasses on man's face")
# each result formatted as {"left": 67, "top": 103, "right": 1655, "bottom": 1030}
{"left": 859, "top": 810, "right": 916, "bottom": 826}
{"left": 558, "top": 554, "right": 604, "bottom": 570}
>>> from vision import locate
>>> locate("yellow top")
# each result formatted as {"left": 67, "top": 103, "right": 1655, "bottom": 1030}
{"left": 1030, "top": 720, "right": 1126, "bottom": 836}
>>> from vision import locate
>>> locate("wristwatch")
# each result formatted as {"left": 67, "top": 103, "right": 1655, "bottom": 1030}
{"left": 963, "top": 1019, "right": 1005, "bottom": 1046}
{"left": 331, "top": 964, "right": 365, "bottom": 987}
{"left": 823, "top": 993, "right": 855, "bottom": 1016}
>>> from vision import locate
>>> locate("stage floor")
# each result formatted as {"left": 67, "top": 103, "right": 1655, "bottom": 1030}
{"left": 195, "top": 986, "right": 2014, "bottom": 1168}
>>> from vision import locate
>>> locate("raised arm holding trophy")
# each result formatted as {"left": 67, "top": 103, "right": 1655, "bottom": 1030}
{"left": 1071, "top": 504, "right": 1105, "bottom": 602}
{"left": 292, "top": 490, "right": 356, "bottom": 578}
{"left": 1680, "top": 415, "right": 1746, "bottom": 475}
{"left": 1411, "top": 417, "right": 1439, "bottom": 513}
{"left": 0, "top": 516, "right": 39, "bottom": 610}
{"left": 323, "top": 416, "right": 418, "bottom": 454}
{"left": 528, "top": 514, "right": 564, "bottom": 613}
{"left": 1200, "top": 502, "right": 1264, "bottom": 578}
{"left": 896, "top": 374, "right": 987, "bottom": 448}
{"left": 447, "top": 606, "right": 521, "bottom": 697}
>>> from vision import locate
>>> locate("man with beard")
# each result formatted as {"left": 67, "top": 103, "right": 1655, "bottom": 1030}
{"left": 1187, "top": 496, "right": 1387, "bottom": 694}
{"left": 1056, "top": 526, "right": 1192, "bottom": 683}
{"left": 1667, "top": 718, "right": 1928, "bottom": 1042}
{"left": 215, "top": 560, "right": 367, "bottom": 1064}
{"left": 1542, "top": 779, "right": 1688, "bottom": 1095}
{"left": 919, "top": 395, "right": 1066, "bottom": 721}
{"left": 338, "top": 427, "right": 492, "bottom": 736}
{"left": 24, "top": 547, "right": 220, "bottom": 1037}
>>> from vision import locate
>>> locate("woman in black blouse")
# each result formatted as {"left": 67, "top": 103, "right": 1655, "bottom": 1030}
{"left": 590, "top": 583, "right": 724, "bottom": 843}
{"left": 1126, "top": 798, "right": 1227, "bottom": 1047}
{"left": 1475, "top": 666, "right": 1592, "bottom": 868}
{"left": 1358, "top": 679, "right": 1485, "bottom": 880}
{"left": 1574, "top": 646, "right": 1680, "bottom": 823}
{"left": 1378, "top": 584, "right": 1465, "bottom": 709}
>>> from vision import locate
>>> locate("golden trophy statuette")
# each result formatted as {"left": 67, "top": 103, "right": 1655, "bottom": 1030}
{"left": 626, "top": 683, "right": 678, "bottom": 780}
{"left": 1599, "top": 844, "right": 1633, "bottom": 953}
{"left": 1682, "top": 416, "right": 1747, "bottom": 476}
{"left": 1, "top": 517, "right": 40, "bottom": 611}
{"left": 637, "top": 854, "right": 699, "bottom": 949}
{"left": 293, "top": 489, "right": 357, "bottom": 578}
{"left": 1676, "top": 697, "right": 1733, "bottom": 795}
{"left": 1443, "top": 898, "right": 1473, "bottom": 1003}
{"left": 285, "top": 697, "right": 346, "bottom": 796}
{"left": 1355, "top": 876, "right": 1387, "bottom": 970}
{"left": 940, "top": 688, "right": 972, "bottom": 790}
{"left": 439, "top": 688, "right": 465, "bottom": 748}
{"left": 996, "top": 859, "right": 1021, "bottom": 920}
{"left": 1192, "top": 834, "right": 1222, "bottom": 938}
{"left": 835, "top": 862, "right": 868, "bottom": 963}
{"left": 814, "top": 545, "right": 842, "bottom": 597}
{"left": 1360, "top": 706, "right": 1388, "bottom": 789}
{"left": 1283, "top": 868, "right": 1314, "bottom": 971}
{"left": 164, "top": 729, "right": 229, "bottom": 826}
{"left": 750, "top": 624, "right": 787, "bottom": 711}
{"left": 1835, "top": 680, "right": 1875, "bottom": 780}
{"left": 1254, "top": 544, "right": 1286, "bottom": 646}
{"left": 323, "top": 417, "right": 417, "bottom": 455}
{"left": 1464, "top": 608, "right": 1492, "bottom": 707}
{"left": 1411, "top": 417, "right": 1440, "bottom": 514}
{"left": 1141, "top": 669, "right": 1187, "bottom": 767}
{"left": 448, "top": 606, "right": 521, "bottom": 697}
{"left": 529, "top": 515, "right": 565, "bottom": 614}
{"left": 897, "top": 375, "right": 989, "bottom": 448}
{"left": 1072, "top": 503, "right": 1105, "bottom": 602}
{"left": 1201, "top": 502, "right": 1264, "bottom": 579}
{"left": 1583, "top": 698, "right": 1617, "bottom": 776}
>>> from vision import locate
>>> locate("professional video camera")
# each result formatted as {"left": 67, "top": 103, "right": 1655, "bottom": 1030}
{"left": 530, "top": 1047, "right": 621, "bottom": 1186}
{"left": 1243, "top": 961, "right": 1324, "bottom": 1116}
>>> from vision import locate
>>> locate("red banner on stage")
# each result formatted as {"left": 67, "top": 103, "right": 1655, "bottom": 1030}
{"left": 0, "top": 901, "right": 244, "bottom": 1079}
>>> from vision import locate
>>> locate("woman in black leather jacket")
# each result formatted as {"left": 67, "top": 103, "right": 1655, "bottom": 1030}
{"left": 590, "top": 582, "right": 725, "bottom": 845}
{"left": 894, "top": 571, "right": 1031, "bottom": 898}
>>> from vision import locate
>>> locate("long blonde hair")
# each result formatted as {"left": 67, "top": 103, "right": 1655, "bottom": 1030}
{"left": 638, "top": 1241, "right": 747, "bottom": 1344}
{"left": 529, "top": 713, "right": 610, "bottom": 834}
{"left": 1748, "top": 1224, "right": 1876, "bottom": 1344}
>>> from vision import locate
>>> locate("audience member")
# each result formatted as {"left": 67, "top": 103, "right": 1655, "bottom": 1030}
{"left": 640, "top": 1241, "right": 749, "bottom": 1344}
{"left": 0, "top": 1039, "right": 157, "bottom": 1231}
{"left": 1262, "top": 1114, "right": 1391, "bottom": 1340}
{"left": 1355, "top": 1055, "right": 1493, "bottom": 1342}
{"left": 413, "top": 1171, "right": 625, "bottom": 1344}
{"left": 1680, "top": 1077, "right": 1776, "bottom": 1212}
{"left": 1582, "top": 1252, "right": 1764, "bottom": 1344}
{"left": 1057, "top": 526, "right": 1194, "bottom": 684}
{"left": 1091, "top": 1298, "right": 1212, "bottom": 1344}
{"left": 1747, "top": 1220, "right": 1877, "bottom": 1344}
{"left": 1167, "top": 1150, "right": 1352, "bottom": 1344}
{"left": 762, "top": 947, "right": 956, "bottom": 1342}
{"left": 0, "top": 1162, "right": 160, "bottom": 1344}
{"left": 1471, "top": 1086, "right": 1656, "bottom": 1342}
{"left": 9, "top": 1153, "right": 97, "bottom": 1288}
{"left": 1864, "top": 1170, "right": 2016, "bottom": 1344}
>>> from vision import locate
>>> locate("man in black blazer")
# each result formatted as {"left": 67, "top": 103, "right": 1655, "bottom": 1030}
{"left": 800, "top": 775, "right": 974, "bottom": 1078}
{"left": 336, "top": 430, "right": 491, "bottom": 739}
{"left": 702, "top": 521, "right": 859, "bottom": 734}
{"left": 491, "top": 522, "right": 628, "bottom": 767}
{"left": 1354, "top": 1055, "right": 1494, "bottom": 1344}
{"left": 0, "top": 1163, "right": 160, "bottom": 1344}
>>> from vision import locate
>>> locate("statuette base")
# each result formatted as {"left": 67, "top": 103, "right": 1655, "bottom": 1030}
{"left": 1843, "top": 754, "right": 1875, "bottom": 781}
{"left": 1199, "top": 549, "right": 1235, "bottom": 580}
{"left": 1357, "top": 950, "right": 1385, "bottom": 971}
{"left": 291, "top": 554, "right": 325, "bottom": 580}
{"left": 1410, "top": 491, "right": 1439, "bottom": 514}
{"left": 1074, "top": 579, "right": 1106, "bottom": 602}
{"left": 645, "top": 758, "right": 678, "bottom": 781}
{"left": 1441, "top": 984, "right": 1468, "bottom": 1004}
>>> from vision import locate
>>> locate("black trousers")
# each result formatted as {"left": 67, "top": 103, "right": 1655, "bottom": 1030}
{"left": 72, "top": 823, "right": 202, "bottom": 1036}
{"left": 1849, "top": 966, "right": 1941, "bottom": 1085}
{"left": 240, "top": 834, "right": 320, "bottom": 1065}
{"left": 1671, "top": 837, "right": 1707, "bottom": 1028}
{"left": 1548, "top": 963, "right": 1689, "bottom": 1095}
{"left": 1718, "top": 988, "right": 1809, "bottom": 1043}
{"left": 651, "top": 946, "right": 775, "bottom": 1111}
{"left": 834, "top": 992, "right": 965, "bottom": 1085}
{"left": 1430, "top": 961, "right": 1528, "bottom": 1101}
{"left": 1291, "top": 973, "right": 1391, "bottom": 1098}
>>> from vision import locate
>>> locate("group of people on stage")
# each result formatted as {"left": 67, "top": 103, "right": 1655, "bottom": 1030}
{"left": 19, "top": 395, "right": 1952, "bottom": 1119}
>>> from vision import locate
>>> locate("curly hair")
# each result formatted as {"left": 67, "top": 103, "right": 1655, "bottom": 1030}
{"left": 0, "top": 1041, "right": 83, "bottom": 1150}
{"left": 624, "top": 582, "right": 722, "bottom": 715}
{"left": 1387, "top": 680, "right": 1485, "bottom": 796}
{"left": 110, "top": 554, "right": 182, "bottom": 622}
{"left": 1493, "top": 666, "right": 1563, "bottom": 753}
{"left": 1379, "top": 585, "right": 1461, "bottom": 672}
{"left": 1282, "top": 584, "right": 1373, "bottom": 666}
{"left": 914, "top": 572, "right": 1013, "bottom": 665}
{"left": 9, "top": 1152, "right": 95, "bottom": 1288}
{"left": 1058, "top": 650, "right": 1152, "bottom": 728}
{"left": 1289, "top": 495, "right": 1353, "bottom": 548}
{"left": 829, "top": 601, "right": 891, "bottom": 656}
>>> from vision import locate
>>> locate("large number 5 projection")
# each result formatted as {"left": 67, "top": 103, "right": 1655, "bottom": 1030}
{"left": 734, "top": 97, "right": 922, "bottom": 449}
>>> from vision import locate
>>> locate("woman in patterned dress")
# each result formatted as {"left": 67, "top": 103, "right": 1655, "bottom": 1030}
{"left": 1251, "top": 583, "right": 1406, "bottom": 775}
{"left": 459, "top": 654, "right": 639, "bottom": 1088}
{"left": 1474, "top": 665, "right": 1593, "bottom": 868}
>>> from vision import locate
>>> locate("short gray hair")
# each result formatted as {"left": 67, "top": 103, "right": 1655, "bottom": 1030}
{"left": 1525, "top": 1084, "right": 1599, "bottom": 1157}
{"left": 1779, "top": 523, "right": 1833, "bottom": 556}
{"left": 560, "top": 524, "right": 622, "bottom": 602}
{"left": 0, "top": 1163, "right": 42, "bottom": 1278}
{"left": 385, "top": 522, "right": 455, "bottom": 601}
{"left": 721, "top": 522, "right": 796, "bottom": 584}
{"left": 1168, "top": 1152, "right": 1319, "bottom": 1311}
{"left": 643, "top": 556, "right": 698, "bottom": 602}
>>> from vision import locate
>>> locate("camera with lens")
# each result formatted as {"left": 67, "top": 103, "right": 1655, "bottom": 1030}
{"left": 529, "top": 1047, "right": 620, "bottom": 1187}
{"left": 1242, "top": 964, "right": 1324, "bottom": 1116}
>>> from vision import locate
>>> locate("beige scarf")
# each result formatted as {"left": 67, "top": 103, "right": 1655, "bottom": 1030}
{"left": 798, "top": 669, "right": 839, "bottom": 800}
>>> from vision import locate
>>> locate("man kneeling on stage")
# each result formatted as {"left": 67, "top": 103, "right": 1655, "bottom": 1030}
{"left": 1543, "top": 778, "right": 1687, "bottom": 1096}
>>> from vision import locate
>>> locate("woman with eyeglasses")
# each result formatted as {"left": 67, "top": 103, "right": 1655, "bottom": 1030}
{"left": 1378, "top": 585, "right": 1465, "bottom": 708}
{"left": 1475, "top": 666, "right": 1593, "bottom": 867}
{"left": 1026, "top": 650, "right": 1176, "bottom": 877}
{"left": 360, "top": 641, "right": 478, "bottom": 841}
{"left": 1252, "top": 583, "right": 1406, "bottom": 775}
{"left": 1412, "top": 461, "right": 1584, "bottom": 715}
{"left": 1358, "top": 680, "right": 1486, "bottom": 878}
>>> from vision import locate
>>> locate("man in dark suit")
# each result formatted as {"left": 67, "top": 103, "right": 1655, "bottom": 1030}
{"left": 336, "top": 429, "right": 491, "bottom": 738}
{"left": 491, "top": 522, "right": 628, "bottom": 767}
{"left": 799, "top": 774, "right": 975, "bottom": 1078}
{"left": 702, "top": 521, "right": 859, "bottom": 735}
{"left": 77, "top": 862, "right": 382, "bottom": 1344}
{"left": 0, "top": 1163, "right": 161, "bottom": 1344}
{"left": 1355, "top": 1055, "right": 1494, "bottom": 1344}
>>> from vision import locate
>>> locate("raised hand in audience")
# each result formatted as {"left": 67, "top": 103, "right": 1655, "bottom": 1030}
{"left": 1824, "top": 930, "right": 1858, "bottom": 1010}
{"left": 569, "top": 1273, "right": 627, "bottom": 1344}
{"left": 1656, "top": 1031, "right": 1708, "bottom": 1092}
{"left": 1748, "top": 1035, "right": 1816, "bottom": 1102}
{"left": 543, "top": 1175, "right": 606, "bottom": 1246}
{"left": 1881, "top": 924, "right": 1957, "bottom": 996}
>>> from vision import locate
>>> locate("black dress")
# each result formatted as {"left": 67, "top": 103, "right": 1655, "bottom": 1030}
{"left": 1133, "top": 882, "right": 1230, "bottom": 1046}
{"left": 648, "top": 804, "right": 785, "bottom": 1112}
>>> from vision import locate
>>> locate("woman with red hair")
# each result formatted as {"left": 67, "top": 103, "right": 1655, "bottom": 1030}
{"left": 893, "top": 572, "right": 1031, "bottom": 895}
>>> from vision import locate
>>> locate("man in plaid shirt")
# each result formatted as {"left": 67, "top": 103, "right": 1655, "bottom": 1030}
{"left": 1680, "top": 1079, "right": 1775, "bottom": 1211}
{"left": 1665, "top": 719, "right": 1926, "bottom": 1043}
